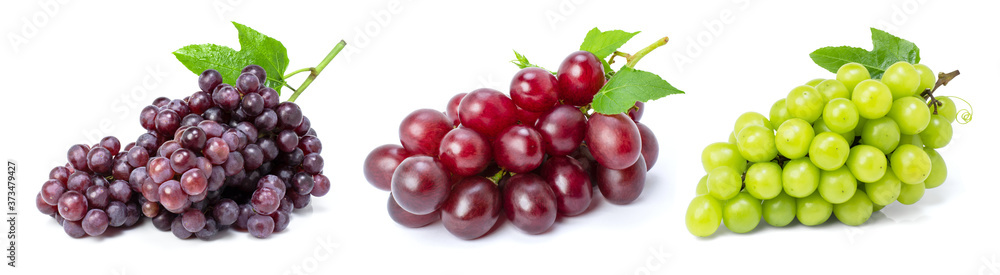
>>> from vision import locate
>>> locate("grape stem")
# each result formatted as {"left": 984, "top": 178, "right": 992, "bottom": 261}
{"left": 921, "top": 70, "right": 960, "bottom": 115}
{"left": 488, "top": 169, "right": 507, "bottom": 185}
{"left": 286, "top": 40, "right": 348, "bottom": 102}
{"left": 624, "top": 36, "right": 669, "bottom": 68}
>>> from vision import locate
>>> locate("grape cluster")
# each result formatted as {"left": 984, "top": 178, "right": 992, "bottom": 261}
{"left": 36, "top": 65, "right": 330, "bottom": 239}
{"left": 364, "top": 51, "right": 660, "bottom": 239}
{"left": 686, "top": 62, "right": 960, "bottom": 236}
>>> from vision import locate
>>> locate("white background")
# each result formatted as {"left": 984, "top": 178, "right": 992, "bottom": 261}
{"left": 2, "top": 0, "right": 998, "bottom": 274}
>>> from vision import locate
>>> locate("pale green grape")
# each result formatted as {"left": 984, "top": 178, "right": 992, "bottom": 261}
{"left": 786, "top": 85, "right": 825, "bottom": 123}
{"left": 897, "top": 181, "right": 925, "bottom": 205}
{"left": 919, "top": 115, "right": 953, "bottom": 149}
{"left": 913, "top": 64, "right": 935, "bottom": 95}
{"left": 932, "top": 97, "right": 958, "bottom": 123}
{"left": 880, "top": 61, "right": 920, "bottom": 99}
{"left": 728, "top": 131, "right": 737, "bottom": 144}
{"left": 769, "top": 99, "right": 792, "bottom": 130}
{"left": 723, "top": 192, "right": 762, "bottom": 234}
{"left": 819, "top": 166, "right": 857, "bottom": 204}
{"left": 866, "top": 168, "right": 901, "bottom": 205}
{"left": 805, "top": 78, "right": 825, "bottom": 87}
{"left": 854, "top": 117, "right": 868, "bottom": 136}
{"left": 696, "top": 174, "right": 709, "bottom": 195}
{"left": 846, "top": 145, "right": 887, "bottom": 183}
{"left": 745, "top": 162, "right": 782, "bottom": 200}
{"left": 702, "top": 142, "right": 747, "bottom": 173}
{"left": 708, "top": 166, "right": 742, "bottom": 201}
{"left": 888, "top": 97, "right": 931, "bottom": 135}
{"left": 734, "top": 112, "right": 772, "bottom": 135}
{"left": 775, "top": 118, "right": 814, "bottom": 159}
{"left": 898, "top": 134, "right": 924, "bottom": 147}
{"left": 813, "top": 119, "right": 855, "bottom": 149}
{"left": 823, "top": 98, "right": 860, "bottom": 133}
{"left": 923, "top": 148, "right": 947, "bottom": 189}
{"left": 782, "top": 158, "right": 820, "bottom": 198}
{"left": 890, "top": 144, "right": 932, "bottom": 185}
{"left": 833, "top": 190, "right": 873, "bottom": 226}
{"left": 852, "top": 79, "right": 893, "bottom": 119}
{"left": 873, "top": 203, "right": 886, "bottom": 212}
{"left": 685, "top": 194, "right": 723, "bottom": 237}
{"left": 809, "top": 132, "right": 851, "bottom": 171}
{"left": 763, "top": 192, "right": 796, "bottom": 227}
{"left": 736, "top": 125, "right": 778, "bottom": 163}
{"left": 816, "top": 79, "right": 851, "bottom": 101}
{"left": 796, "top": 192, "right": 833, "bottom": 226}
{"left": 837, "top": 63, "right": 871, "bottom": 93}
{"left": 861, "top": 117, "right": 900, "bottom": 155}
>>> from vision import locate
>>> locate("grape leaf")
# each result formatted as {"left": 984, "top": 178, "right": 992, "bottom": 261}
{"left": 809, "top": 28, "right": 921, "bottom": 79}
{"left": 510, "top": 50, "right": 554, "bottom": 74}
{"left": 580, "top": 28, "right": 640, "bottom": 59}
{"left": 592, "top": 67, "right": 684, "bottom": 114}
{"left": 173, "top": 22, "right": 289, "bottom": 93}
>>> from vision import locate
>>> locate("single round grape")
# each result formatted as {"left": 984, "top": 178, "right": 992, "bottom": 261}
{"left": 836, "top": 62, "right": 871, "bottom": 93}
{"left": 510, "top": 67, "right": 559, "bottom": 112}
{"left": 247, "top": 214, "right": 275, "bottom": 238}
{"left": 762, "top": 192, "right": 796, "bottom": 227}
{"left": 81, "top": 209, "right": 109, "bottom": 236}
{"left": 881, "top": 61, "right": 920, "bottom": 99}
{"left": 722, "top": 192, "right": 762, "bottom": 234}
{"left": 734, "top": 112, "right": 772, "bottom": 136}
{"left": 736, "top": 125, "right": 777, "bottom": 163}
{"left": 775, "top": 118, "right": 814, "bottom": 159}
{"left": 311, "top": 174, "right": 331, "bottom": 197}
{"left": 86, "top": 147, "right": 113, "bottom": 174}
{"left": 685, "top": 194, "right": 723, "bottom": 237}
{"left": 363, "top": 144, "right": 409, "bottom": 191}
{"left": 275, "top": 102, "right": 303, "bottom": 129}
{"left": 595, "top": 155, "right": 646, "bottom": 205}
{"left": 441, "top": 177, "right": 501, "bottom": 240}
{"left": 66, "top": 171, "right": 92, "bottom": 193}
{"left": 212, "top": 85, "right": 240, "bottom": 110}
{"left": 865, "top": 168, "right": 901, "bottom": 205}
{"left": 251, "top": 187, "right": 281, "bottom": 215}
{"left": 701, "top": 142, "right": 747, "bottom": 173}
{"left": 198, "top": 69, "right": 223, "bottom": 93}
{"left": 768, "top": 99, "right": 792, "bottom": 130}
{"left": 809, "top": 132, "right": 851, "bottom": 171}
{"left": 254, "top": 109, "right": 278, "bottom": 131}
{"left": 444, "top": 93, "right": 467, "bottom": 126}
{"left": 833, "top": 190, "right": 873, "bottom": 226}
{"left": 786, "top": 85, "right": 825, "bottom": 123}
{"left": 85, "top": 185, "right": 110, "bottom": 210}
{"left": 823, "top": 98, "right": 860, "bottom": 133}
{"left": 586, "top": 113, "right": 642, "bottom": 170}
{"left": 399, "top": 109, "right": 453, "bottom": 156}
{"left": 390, "top": 156, "right": 450, "bottom": 215}
{"left": 181, "top": 208, "right": 207, "bottom": 233}
{"left": 636, "top": 122, "right": 658, "bottom": 170}
{"left": 931, "top": 96, "right": 958, "bottom": 123}
{"left": 105, "top": 201, "right": 127, "bottom": 227}
{"left": 276, "top": 129, "right": 299, "bottom": 153}
{"left": 503, "top": 173, "right": 557, "bottom": 234}
{"left": 493, "top": 125, "right": 544, "bottom": 173}
{"left": 212, "top": 199, "right": 239, "bottom": 226}
{"left": 458, "top": 88, "right": 518, "bottom": 137}
{"left": 302, "top": 153, "right": 323, "bottom": 174}
{"left": 534, "top": 105, "right": 587, "bottom": 156}
{"left": 57, "top": 191, "right": 88, "bottom": 221}
{"left": 627, "top": 101, "right": 644, "bottom": 122}
{"left": 897, "top": 181, "right": 925, "bottom": 205}
{"left": 898, "top": 134, "right": 924, "bottom": 147}
{"left": 139, "top": 106, "right": 159, "bottom": 131}
{"left": 236, "top": 72, "right": 260, "bottom": 94}
{"left": 890, "top": 144, "right": 932, "bottom": 185}
{"left": 888, "top": 96, "right": 931, "bottom": 135}
{"left": 297, "top": 135, "right": 322, "bottom": 155}
{"left": 814, "top": 118, "right": 856, "bottom": 148}
{"left": 169, "top": 148, "right": 197, "bottom": 174}
{"left": 63, "top": 220, "right": 86, "bottom": 238}
{"left": 695, "top": 175, "right": 709, "bottom": 195}
{"left": 36, "top": 193, "right": 56, "bottom": 215}
{"left": 852, "top": 79, "right": 893, "bottom": 119}
{"left": 923, "top": 148, "right": 947, "bottom": 189}
{"left": 816, "top": 79, "right": 850, "bottom": 101}
{"left": 387, "top": 194, "right": 440, "bottom": 228}
{"left": 728, "top": 131, "right": 737, "bottom": 144}
{"left": 818, "top": 166, "right": 857, "bottom": 204}
{"left": 861, "top": 117, "right": 901, "bottom": 155}
{"left": 846, "top": 145, "right": 887, "bottom": 183}
{"left": 745, "top": 162, "right": 782, "bottom": 200}
{"left": 796, "top": 192, "right": 832, "bottom": 226}
{"left": 556, "top": 51, "right": 605, "bottom": 106}
{"left": 541, "top": 156, "right": 593, "bottom": 216}
{"left": 40, "top": 179, "right": 65, "bottom": 206}
{"left": 707, "top": 166, "right": 741, "bottom": 201}
{"left": 782, "top": 158, "right": 820, "bottom": 198}
{"left": 158, "top": 180, "right": 188, "bottom": 213}
{"left": 919, "top": 115, "right": 952, "bottom": 149}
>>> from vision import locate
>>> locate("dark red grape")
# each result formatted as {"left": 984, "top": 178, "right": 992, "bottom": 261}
{"left": 297, "top": 135, "right": 321, "bottom": 155}
{"left": 510, "top": 67, "right": 559, "bottom": 112}
{"left": 387, "top": 194, "right": 440, "bottom": 228}
{"left": 181, "top": 209, "right": 206, "bottom": 233}
{"left": 438, "top": 128, "right": 492, "bottom": 176}
{"left": 311, "top": 174, "right": 330, "bottom": 197}
{"left": 154, "top": 109, "right": 181, "bottom": 135}
{"left": 82, "top": 209, "right": 109, "bottom": 236}
{"left": 242, "top": 144, "right": 264, "bottom": 171}
{"left": 241, "top": 92, "right": 265, "bottom": 116}
{"left": 291, "top": 172, "right": 314, "bottom": 195}
{"left": 636, "top": 122, "right": 658, "bottom": 170}
{"left": 64, "top": 220, "right": 86, "bottom": 238}
{"left": 441, "top": 177, "right": 501, "bottom": 240}
{"left": 502, "top": 173, "right": 557, "bottom": 234}
{"left": 126, "top": 146, "right": 149, "bottom": 168}
{"left": 236, "top": 72, "right": 260, "bottom": 94}
{"left": 398, "top": 109, "right": 452, "bottom": 156}
{"left": 627, "top": 101, "right": 644, "bottom": 122}
{"left": 41, "top": 179, "right": 65, "bottom": 205}
{"left": 213, "top": 199, "right": 239, "bottom": 226}
{"left": 180, "top": 168, "right": 208, "bottom": 196}
{"left": 251, "top": 187, "right": 281, "bottom": 215}
{"left": 36, "top": 192, "right": 57, "bottom": 215}
{"left": 100, "top": 136, "right": 121, "bottom": 156}
{"left": 535, "top": 105, "right": 587, "bottom": 156}
{"left": 556, "top": 51, "right": 605, "bottom": 106}
{"left": 363, "top": 144, "right": 410, "bottom": 191}
{"left": 66, "top": 171, "right": 92, "bottom": 193}
{"left": 458, "top": 88, "right": 517, "bottom": 137}
{"left": 541, "top": 155, "right": 593, "bottom": 216}
{"left": 586, "top": 113, "right": 641, "bottom": 170}
{"left": 302, "top": 153, "right": 323, "bottom": 174}
{"left": 445, "top": 93, "right": 467, "bottom": 126}
{"left": 171, "top": 216, "right": 192, "bottom": 239}
{"left": 169, "top": 148, "right": 197, "bottom": 174}
{"left": 49, "top": 166, "right": 71, "bottom": 184}
{"left": 189, "top": 91, "right": 212, "bottom": 115}
{"left": 276, "top": 102, "right": 303, "bottom": 129}
{"left": 158, "top": 180, "right": 188, "bottom": 213}
{"left": 277, "top": 130, "right": 298, "bottom": 152}
{"left": 247, "top": 214, "right": 275, "bottom": 238}
{"left": 142, "top": 200, "right": 160, "bottom": 218}
{"left": 514, "top": 105, "right": 544, "bottom": 126}
{"left": 57, "top": 191, "right": 88, "bottom": 221}
{"left": 106, "top": 201, "right": 127, "bottom": 227}
{"left": 85, "top": 185, "right": 109, "bottom": 210}
{"left": 213, "top": 85, "right": 241, "bottom": 110}
{"left": 595, "top": 155, "right": 646, "bottom": 205}
{"left": 390, "top": 156, "right": 450, "bottom": 215}
{"left": 259, "top": 87, "right": 279, "bottom": 109}
{"left": 179, "top": 127, "right": 207, "bottom": 150}
{"left": 67, "top": 144, "right": 90, "bottom": 172}
{"left": 140, "top": 106, "right": 159, "bottom": 130}
{"left": 493, "top": 125, "right": 544, "bottom": 173}
{"left": 199, "top": 69, "right": 223, "bottom": 93}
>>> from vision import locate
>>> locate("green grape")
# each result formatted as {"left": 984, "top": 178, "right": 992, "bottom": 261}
{"left": 769, "top": 99, "right": 792, "bottom": 130}
{"left": 736, "top": 125, "right": 778, "bottom": 163}
{"left": 775, "top": 118, "right": 814, "bottom": 159}
{"left": 833, "top": 190, "right": 873, "bottom": 226}
{"left": 822, "top": 98, "right": 860, "bottom": 133}
{"left": 805, "top": 78, "right": 826, "bottom": 87}
{"left": 782, "top": 158, "right": 820, "bottom": 198}
{"left": 913, "top": 64, "right": 935, "bottom": 95}
{"left": 696, "top": 174, "right": 709, "bottom": 195}
{"left": 685, "top": 194, "right": 723, "bottom": 237}
{"left": 728, "top": 131, "right": 737, "bottom": 144}
{"left": 861, "top": 117, "right": 900, "bottom": 155}
{"left": 890, "top": 144, "right": 932, "bottom": 185}
{"left": 745, "top": 162, "right": 782, "bottom": 200}
{"left": 932, "top": 97, "right": 958, "bottom": 123}
{"left": 872, "top": 203, "right": 885, "bottom": 212}
{"left": 865, "top": 168, "right": 901, "bottom": 205}
{"left": 809, "top": 132, "right": 851, "bottom": 171}
{"left": 819, "top": 166, "right": 857, "bottom": 204}
{"left": 702, "top": 142, "right": 747, "bottom": 173}
{"left": 723, "top": 192, "right": 763, "bottom": 233}
{"left": 836, "top": 62, "right": 871, "bottom": 93}
{"left": 846, "top": 145, "right": 887, "bottom": 183}
{"left": 763, "top": 192, "right": 796, "bottom": 227}
{"left": 816, "top": 79, "right": 851, "bottom": 101}
{"left": 854, "top": 117, "right": 868, "bottom": 136}
{"left": 813, "top": 119, "right": 854, "bottom": 149}
{"left": 880, "top": 61, "right": 920, "bottom": 99}
{"left": 898, "top": 134, "right": 924, "bottom": 147}
{"left": 923, "top": 148, "right": 947, "bottom": 189}
{"left": 708, "top": 166, "right": 742, "bottom": 201}
{"left": 919, "top": 115, "right": 953, "bottom": 149}
{"left": 852, "top": 79, "right": 893, "bottom": 119}
{"left": 796, "top": 192, "right": 833, "bottom": 226}
{"left": 786, "top": 85, "right": 825, "bottom": 123}
{"left": 734, "top": 112, "right": 772, "bottom": 135}
{"left": 888, "top": 96, "right": 931, "bottom": 135}
{"left": 897, "top": 181, "right": 925, "bottom": 205}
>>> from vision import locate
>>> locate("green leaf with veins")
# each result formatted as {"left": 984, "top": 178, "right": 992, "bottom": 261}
{"left": 173, "top": 22, "right": 290, "bottom": 94}
{"left": 592, "top": 67, "right": 684, "bottom": 114}
{"left": 510, "top": 50, "right": 555, "bottom": 74}
{"left": 579, "top": 28, "right": 640, "bottom": 59}
{"left": 810, "top": 28, "right": 921, "bottom": 79}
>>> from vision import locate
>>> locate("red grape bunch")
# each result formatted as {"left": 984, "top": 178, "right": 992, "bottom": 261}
{"left": 36, "top": 65, "right": 331, "bottom": 239}
{"left": 364, "top": 51, "right": 660, "bottom": 239}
